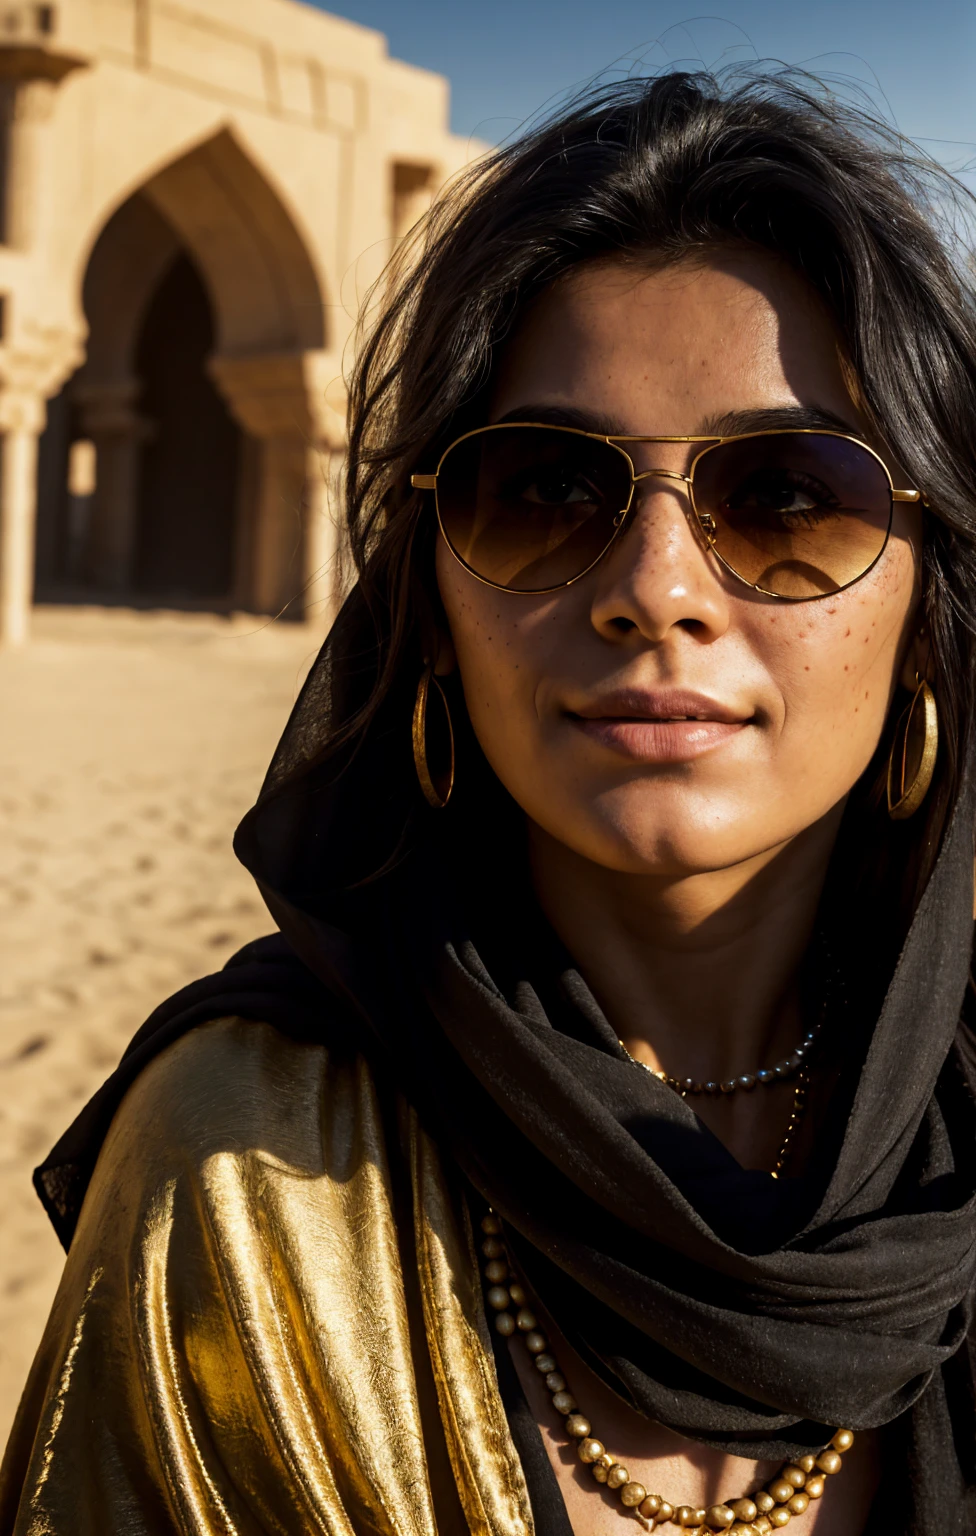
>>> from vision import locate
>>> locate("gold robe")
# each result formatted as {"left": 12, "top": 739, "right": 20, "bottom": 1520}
{"left": 0, "top": 1018, "right": 535, "bottom": 1536}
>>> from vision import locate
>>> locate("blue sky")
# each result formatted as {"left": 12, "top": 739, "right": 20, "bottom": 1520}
{"left": 309, "top": 1, "right": 975, "bottom": 182}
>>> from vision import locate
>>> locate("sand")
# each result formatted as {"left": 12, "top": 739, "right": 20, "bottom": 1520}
{"left": 0, "top": 605, "right": 323, "bottom": 1449}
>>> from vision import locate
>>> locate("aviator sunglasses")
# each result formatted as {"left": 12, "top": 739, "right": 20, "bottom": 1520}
{"left": 411, "top": 423, "right": 925, "bottom": 601}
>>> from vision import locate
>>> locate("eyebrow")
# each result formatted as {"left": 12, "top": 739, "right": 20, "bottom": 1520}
{"left": 492, "top": 403, "right": 864, "bottom": 438}
{"left": 494, "top": 404, "right": 621, "bottom": 433}
{"left": 703, "top": 405, "right": 863, "bottom": 437}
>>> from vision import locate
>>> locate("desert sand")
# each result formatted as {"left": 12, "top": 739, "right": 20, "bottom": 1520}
{"left": 0, "top": 605, "right": 323, "bottom": 1449}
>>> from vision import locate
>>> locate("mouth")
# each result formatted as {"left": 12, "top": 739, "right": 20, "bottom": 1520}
{"left": 567, "top": 688, "right": 752, "bottom": 764}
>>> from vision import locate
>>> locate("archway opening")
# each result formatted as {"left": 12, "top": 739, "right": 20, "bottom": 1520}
{"left": 34, "top": 126, "right": 330, "bottom": 616}
{"left": 133, "top": 251, "right": 240, "bottom": 600}
{"left": 34, "top": 194, "right": 243, "bottom": 608}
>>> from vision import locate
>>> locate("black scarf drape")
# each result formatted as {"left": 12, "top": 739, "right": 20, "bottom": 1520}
{"left": 35, "top": 590, "right": 976, "bottom": 1530}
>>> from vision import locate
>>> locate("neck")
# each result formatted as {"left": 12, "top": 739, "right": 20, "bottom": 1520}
{"left": 528, "top": 810, "right": 844, "bottom": 1084}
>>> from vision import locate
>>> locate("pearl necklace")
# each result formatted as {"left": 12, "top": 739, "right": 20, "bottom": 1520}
{"left": 479, "top": 1213, "right": 853, "bottom": 1533}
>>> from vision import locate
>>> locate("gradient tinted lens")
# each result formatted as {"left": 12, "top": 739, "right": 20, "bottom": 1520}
{"left": 693, "top": 432, "right": 892, "bottom": 598}
{"left": 436, "top": 426, "right": 632, "bottom": 591}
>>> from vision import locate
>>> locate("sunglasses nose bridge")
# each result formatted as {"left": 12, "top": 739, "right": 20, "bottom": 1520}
{"left": 617, "top": 466, "right": 717, "bottom": 559}
{"left": 627, "top": 466, "right": 711, "bottom": 528}
{"left": 631, "top": 467, "right": 693, "bottom": 486}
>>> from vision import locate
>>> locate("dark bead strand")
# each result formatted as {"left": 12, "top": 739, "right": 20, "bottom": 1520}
{"left": 618, "top": 1022, "right": 822, "bottom": 1101}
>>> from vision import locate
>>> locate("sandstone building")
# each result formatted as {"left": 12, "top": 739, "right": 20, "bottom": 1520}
{"left": 0, "top": 0, "right": 476, "bottom": 645}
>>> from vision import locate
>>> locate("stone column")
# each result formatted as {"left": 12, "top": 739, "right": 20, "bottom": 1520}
{"left": 0, "top": 39, "right": 88, "bottom": 251}
{"left": 209, "top": 351, "right": 346, "bottom": 622}
{"left": 248, "top": 433, "right": 307, "bottom": 616}
{"left": 0, "top": 34, "right": 88, "bottom": 644}
{"left": 0, "top": 77, "right": 53, "bottom": 249}
{"left": 0, "top": 389, "right": 43, "bottom": 647}
{"left": 71, "top": 378, "right": 154, "bottom": 590}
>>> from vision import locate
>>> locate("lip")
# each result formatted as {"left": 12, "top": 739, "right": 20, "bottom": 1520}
{"left": 567, "top": 687, "right": 752, "bottom": 764}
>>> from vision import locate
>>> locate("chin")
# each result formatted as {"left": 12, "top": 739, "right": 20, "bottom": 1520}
{"left": 530, "top": 784, "right": 798, "bottom": 877}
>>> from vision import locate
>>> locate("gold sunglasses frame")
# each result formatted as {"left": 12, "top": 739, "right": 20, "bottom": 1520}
{"left": 411, "top": 423, "right": 924, "bottom": 601}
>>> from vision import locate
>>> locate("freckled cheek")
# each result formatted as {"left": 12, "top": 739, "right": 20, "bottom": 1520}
{"left": 748, "top": 575, "right": 910, "bottom": 739}
{"left": 448, "top": 599, "right": 552, "bottom": 726}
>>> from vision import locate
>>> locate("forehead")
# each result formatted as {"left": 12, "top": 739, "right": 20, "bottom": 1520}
{"left": 489, "top": 252, "right": 857, "bottom": 434}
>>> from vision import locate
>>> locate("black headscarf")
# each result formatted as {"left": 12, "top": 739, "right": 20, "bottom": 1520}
{"left": 36, "top": 588, "right": 976, "bottom": 1529}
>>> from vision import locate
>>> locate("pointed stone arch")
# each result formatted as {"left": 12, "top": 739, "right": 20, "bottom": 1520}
{"left": 38, "top": 126, "right": 341, "bottom": 618}
{"left": 138, "top": 125, "right": 327, "bottom": 355}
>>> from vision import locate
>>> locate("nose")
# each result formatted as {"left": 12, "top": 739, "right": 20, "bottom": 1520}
{"left": 588, "top": 476, "right": 732, "bottom": 644}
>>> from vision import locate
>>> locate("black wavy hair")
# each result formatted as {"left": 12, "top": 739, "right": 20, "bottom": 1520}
{"left": 294, "top": 67, "right": 976, "bottom": 929}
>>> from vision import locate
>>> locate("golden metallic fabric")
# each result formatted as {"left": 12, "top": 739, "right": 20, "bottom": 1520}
{"left": 0, "top": 1018, "right": 534, "bottom": 1536}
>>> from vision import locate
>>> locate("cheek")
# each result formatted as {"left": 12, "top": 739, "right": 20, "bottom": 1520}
{"left": 436, "top": 548, "right": 595, "bottom": 798}
{"left": 758, "top": 542, "right": 916, "bottom": 759}
{"left": 437, "top": 548, "right": 549, "bottom": 729}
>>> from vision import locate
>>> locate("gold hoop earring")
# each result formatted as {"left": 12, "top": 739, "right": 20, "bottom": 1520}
{"left": 412, "top": 666, "right": 455, "bottom": 809}
{"left": 887, "top": 676, "right": 938, "bottom": 820}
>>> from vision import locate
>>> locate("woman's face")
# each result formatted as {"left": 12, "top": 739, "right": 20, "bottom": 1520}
{"left": 435, "top": 253, "right": 923, "bottom": 877}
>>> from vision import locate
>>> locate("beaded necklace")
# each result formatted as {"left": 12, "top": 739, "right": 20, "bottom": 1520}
{"left": 619, "top": 1020, "right": 823, "bottom": 1100}
{"left": 617, "top": 1042, "right": 811, "bottom": 1178}
{"left": 617, "top": 990, "right": 829, "bottom": 1178}
{"left": 479, "top": 1213, "right": 853, "bottom": 1533}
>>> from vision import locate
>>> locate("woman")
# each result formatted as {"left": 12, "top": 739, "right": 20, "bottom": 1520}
{"left": 3, "top": 68, "right": 976, "bottom": 1536}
